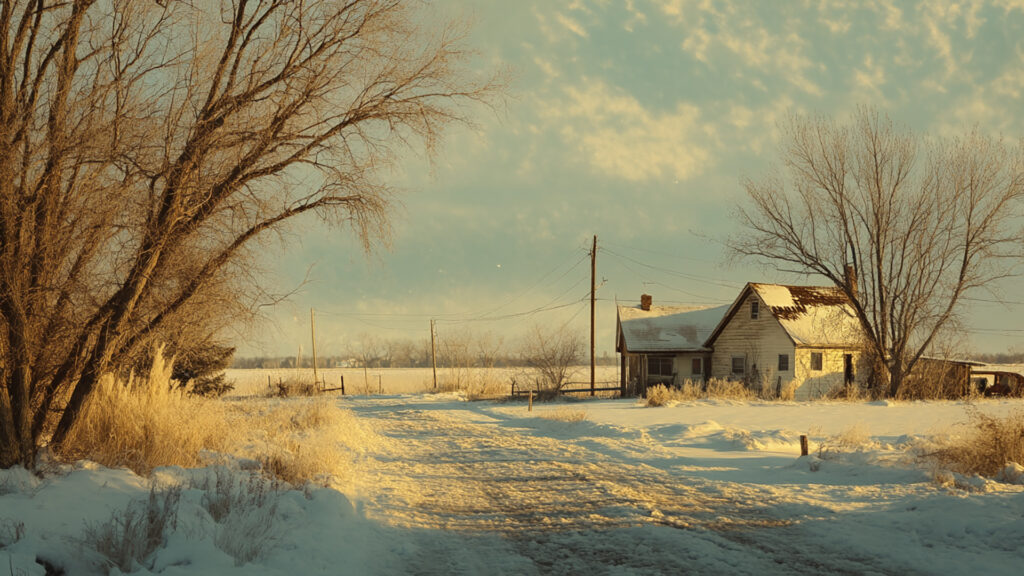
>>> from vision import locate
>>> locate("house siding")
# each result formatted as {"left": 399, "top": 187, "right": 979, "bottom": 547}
{"left": 709, "top": 292, "right": 797, "bottom": 391}
{"left": 621, "top": 350, "right": 710, "bottom": 396}
{"left": 793, "top": 348, "right": 864, "bottom": 400}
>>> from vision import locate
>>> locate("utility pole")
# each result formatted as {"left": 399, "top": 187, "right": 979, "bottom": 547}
{"left": 310, "top": 308, "right": 319, "bottom": 386}
{"left": 430, "top": 318, "right": 438, "bottom": 389}
{"left": 590, "top": 234, "right": 597, "bottom": 396}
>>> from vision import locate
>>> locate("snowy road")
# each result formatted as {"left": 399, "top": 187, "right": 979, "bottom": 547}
{"left": 345, "top": 396, "right": 953, "bottom": 575}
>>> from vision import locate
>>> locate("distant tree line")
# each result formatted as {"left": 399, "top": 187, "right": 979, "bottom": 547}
{"left": 232, "top": 329, "right": 619, "bottom": 370}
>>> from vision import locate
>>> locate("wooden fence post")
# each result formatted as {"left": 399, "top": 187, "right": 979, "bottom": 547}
{"left": 528, "top": 390, "right": 533, "bottom": 412}
{"left": 800, "top": 435, "right": 809, "bottom": 456}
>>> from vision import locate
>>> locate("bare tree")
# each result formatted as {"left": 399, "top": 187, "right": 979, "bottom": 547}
{"left": 0, "top": 0, "right": 501, "bottom": 467}
{"left": 519, "top": 323, "right": 583, "bottom": 394}
{"left": 732, "top": 107, "right": 1024, "bottom": 397}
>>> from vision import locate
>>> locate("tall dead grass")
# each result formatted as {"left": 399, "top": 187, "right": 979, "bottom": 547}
{"left": 60, "top": 348, "right": 378, "bottom": 486}
{"left": 645, "top": 379, "right": 757, "bottom": 406}
{"left": 60, "top": 352, "right": 233, "bottom": 473}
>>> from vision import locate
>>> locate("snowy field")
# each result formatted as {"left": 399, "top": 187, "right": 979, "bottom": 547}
{"left": 3, "top": 393, "right": 1024, "bottom": 574}
{"left": 225, "top": 366, "right": 622, "bottom": 396}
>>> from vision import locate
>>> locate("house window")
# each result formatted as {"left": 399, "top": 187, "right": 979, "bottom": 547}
{"left": 810, "top": 352, "right": 823, "bottom": 371}
{"left": 750, "top": 299, "right": 759, "bottom": 319}
{"left": 691, "top": 357, "right": 703, "bottom": 376}
{"left": 731, "top": 356, "right": 745, "bottom": 375}
{"left": 649, "top": 357, "right": 674, "bottom": 377}
{"left": 778, "top": 354, "right": 789, "bottom": 372}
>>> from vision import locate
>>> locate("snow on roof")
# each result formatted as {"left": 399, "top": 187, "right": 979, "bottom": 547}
{"left": 749, "top": 283, "right": 862, "bottom": 347}
{"left": 618, "top": 304, "right": 729, "bottom": 352}
{"left": 971, "top": 363, "right": 1024, "bottom": 378}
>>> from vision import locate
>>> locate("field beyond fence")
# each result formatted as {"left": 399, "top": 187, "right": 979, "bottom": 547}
{"left": 225, "top": 366, "right": 622, "bottom": 397}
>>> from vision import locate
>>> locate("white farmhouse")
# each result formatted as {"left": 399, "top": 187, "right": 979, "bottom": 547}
{"left": 704, "top": 283, "right": 865, "bottom": 400}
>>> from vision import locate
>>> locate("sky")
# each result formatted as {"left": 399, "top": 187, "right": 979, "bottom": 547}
{"left": 239, "top": 0, "right": 1024, "bottom": 359}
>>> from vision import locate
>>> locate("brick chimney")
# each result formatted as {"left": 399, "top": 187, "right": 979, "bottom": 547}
{"left": 844, "top": 264, "right": 857, "bottom": 299}
{"left": 640, "top": 294, "right": 652, "bottom": 311}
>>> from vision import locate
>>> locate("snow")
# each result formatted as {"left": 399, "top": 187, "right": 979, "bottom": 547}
{"left": 750, "top": 283, "right": 862, "bottom": 347}
{"left": 4, "top": 395, "right": 1024, "bottom": 574}
{"left": 617, "top": 304, "right": 729, "bottom": 351}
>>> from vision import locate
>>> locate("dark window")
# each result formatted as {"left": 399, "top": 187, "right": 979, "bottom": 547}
{"left": 778, "top": 354, "right": 789, "bottom": 372}
{"left": 750, "top": 299, "right": 759, "bottom": 319}
{"left": 649, "top": 357, "right": 674, "bottom": 376}
{"left": 811, "top": 352, "right": 823, "bottom": 371}
{"left": 691, "top": 358, "right": 703, "bottom": 376}
{"left": 731, "top": 356, "right": 745, "bottom": 375}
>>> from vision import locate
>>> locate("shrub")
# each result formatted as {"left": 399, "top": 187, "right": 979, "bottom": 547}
{"left": 82, "top": 486, "right": 181, "bottom": 573}
{"left": 189, "top": 468, "right": 280, "bottom": 564}
{"left": 930, "top": 409, "right": 1024, "bottom": 478}
{"left": 270, "top": 377, "right": 318, "bottom": 397}
{"left": 644, "top": 379, "right": 757, "bottom": 406}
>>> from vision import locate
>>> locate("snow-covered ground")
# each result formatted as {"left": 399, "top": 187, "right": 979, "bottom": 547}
{"left": 3, "top": 394, "right": 1024, "bottom": 574}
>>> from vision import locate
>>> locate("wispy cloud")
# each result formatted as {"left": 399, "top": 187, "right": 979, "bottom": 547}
{"left": 539, "top": 79, "right": 711, "bottom": 182}
{"left": 555, "top": 12, "right": 589, "bottom": 38}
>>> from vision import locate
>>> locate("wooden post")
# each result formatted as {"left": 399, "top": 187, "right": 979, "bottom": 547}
{"left": 310, "top": 308, "right": 319, "bottom": 387}
{"left": 590, "top": 234, "right": 596, "bottom": 396}
{"left": 528, "top": 390, "right": 533, "bottom": 412}
{"left": 340, "top": 375, "right": 345, "bottom": 396}
{"left": 800, "top": 435, "right": 809, "bottom": 456}
{"left": 267, "top": 374, "right": 271, "bottom": 393}
{"left": 378, "top": 374, "right": 382, "bottom": 395}
{"left": 430, "top": 319, "right": 438, "bottom": 389}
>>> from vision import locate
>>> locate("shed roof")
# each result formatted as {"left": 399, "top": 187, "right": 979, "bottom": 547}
{"left": 617, "top": 304, "right": 729, "bottom": 353}
{"left": 971, "top": 363, "right": 1024, "bottom": 378}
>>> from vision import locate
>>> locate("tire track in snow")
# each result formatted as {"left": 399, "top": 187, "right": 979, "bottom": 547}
{"left": 348, "top": 399, "right": 907, "bottom": 575}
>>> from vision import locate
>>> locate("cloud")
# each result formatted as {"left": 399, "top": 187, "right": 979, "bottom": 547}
{"left": 539, "top": 79, "right": 711, "bottom": 182}
{"left": 555, "top": 12, "right": 588, "bottom": 38}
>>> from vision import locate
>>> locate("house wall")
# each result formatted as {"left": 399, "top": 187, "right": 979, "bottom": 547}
{"left": 674, "top": 352, "right": 710, "bottom": 385}
{"left": 792, "top": 348, "right": 865, "bottom": 400}
{"left": 709, "top": 291, "right": 797, "bottom": 391}
{"left": 621, "top": 351, "right": 710, "bottom": 397}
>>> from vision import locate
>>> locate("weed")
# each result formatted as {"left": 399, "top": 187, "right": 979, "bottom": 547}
{"left": 539, "top": 408, "right": 587, "bottom": 423}
{"left": 0, "top": 519, "right": 25, "bottom": 548}
{"left": 929, "top": 408, "right": 1024, "bottom": 478}
{"left": 82, "top": 486, "right": 180, "bottom": 573}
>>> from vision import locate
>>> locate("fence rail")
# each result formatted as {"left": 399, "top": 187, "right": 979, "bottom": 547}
{"left": 510, "top": 380, "right": 621, "bottom": 398}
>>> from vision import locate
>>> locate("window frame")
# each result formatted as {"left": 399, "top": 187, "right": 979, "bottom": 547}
{"left": 691, "top": 357, "right": 703, "bottom": 376}
{"left": 731, "top": 356, "right": 745, "bottom": 375}
{"left": 648, "top": 356, "right": 674, "bottom": 377}
{"left": 810, "top": 351, "right": 823, "bottom": 371}
{"left": 750, "top": 299, "right": 759, "bottom": 320}
{"left": 778, "top": 354, "right": 789, "bottom": 372}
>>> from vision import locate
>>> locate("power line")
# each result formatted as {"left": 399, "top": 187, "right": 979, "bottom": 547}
{"left": 600, "top": 247, "right": 742, "bottom": 289}
{"left": 601, "top": 239, "right": 720, "bottom": 264}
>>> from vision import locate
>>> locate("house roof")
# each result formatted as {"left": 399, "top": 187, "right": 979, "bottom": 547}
{"left": 708, "top": 283, "right": 863, "bottom": 348}
{"left": 617, "top": 304, "right": 729, "bottom": 353}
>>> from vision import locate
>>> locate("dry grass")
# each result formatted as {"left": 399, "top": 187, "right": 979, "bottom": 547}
{"left": 60, "top": 357, "right": 234, "bottom": 474}
{"left": 269, "top": 377, "right": 318, "bottom": 398}
{"left": 60, "top": 350, "right": 379, "bottom": 486}
{"left": 82, "top": 486, "right": 181, "bottom": 573}
{"left": 538, "top": 408, "right": 588, "bottom": 423}
{"left": 645, "top": 379, "right": 757, "bottom": 406}
{"left": 929, "top": 409, "right": 1024, "bottom": 478}
{"left": 817, "top": 423, "right": 875, "bottom": 459}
